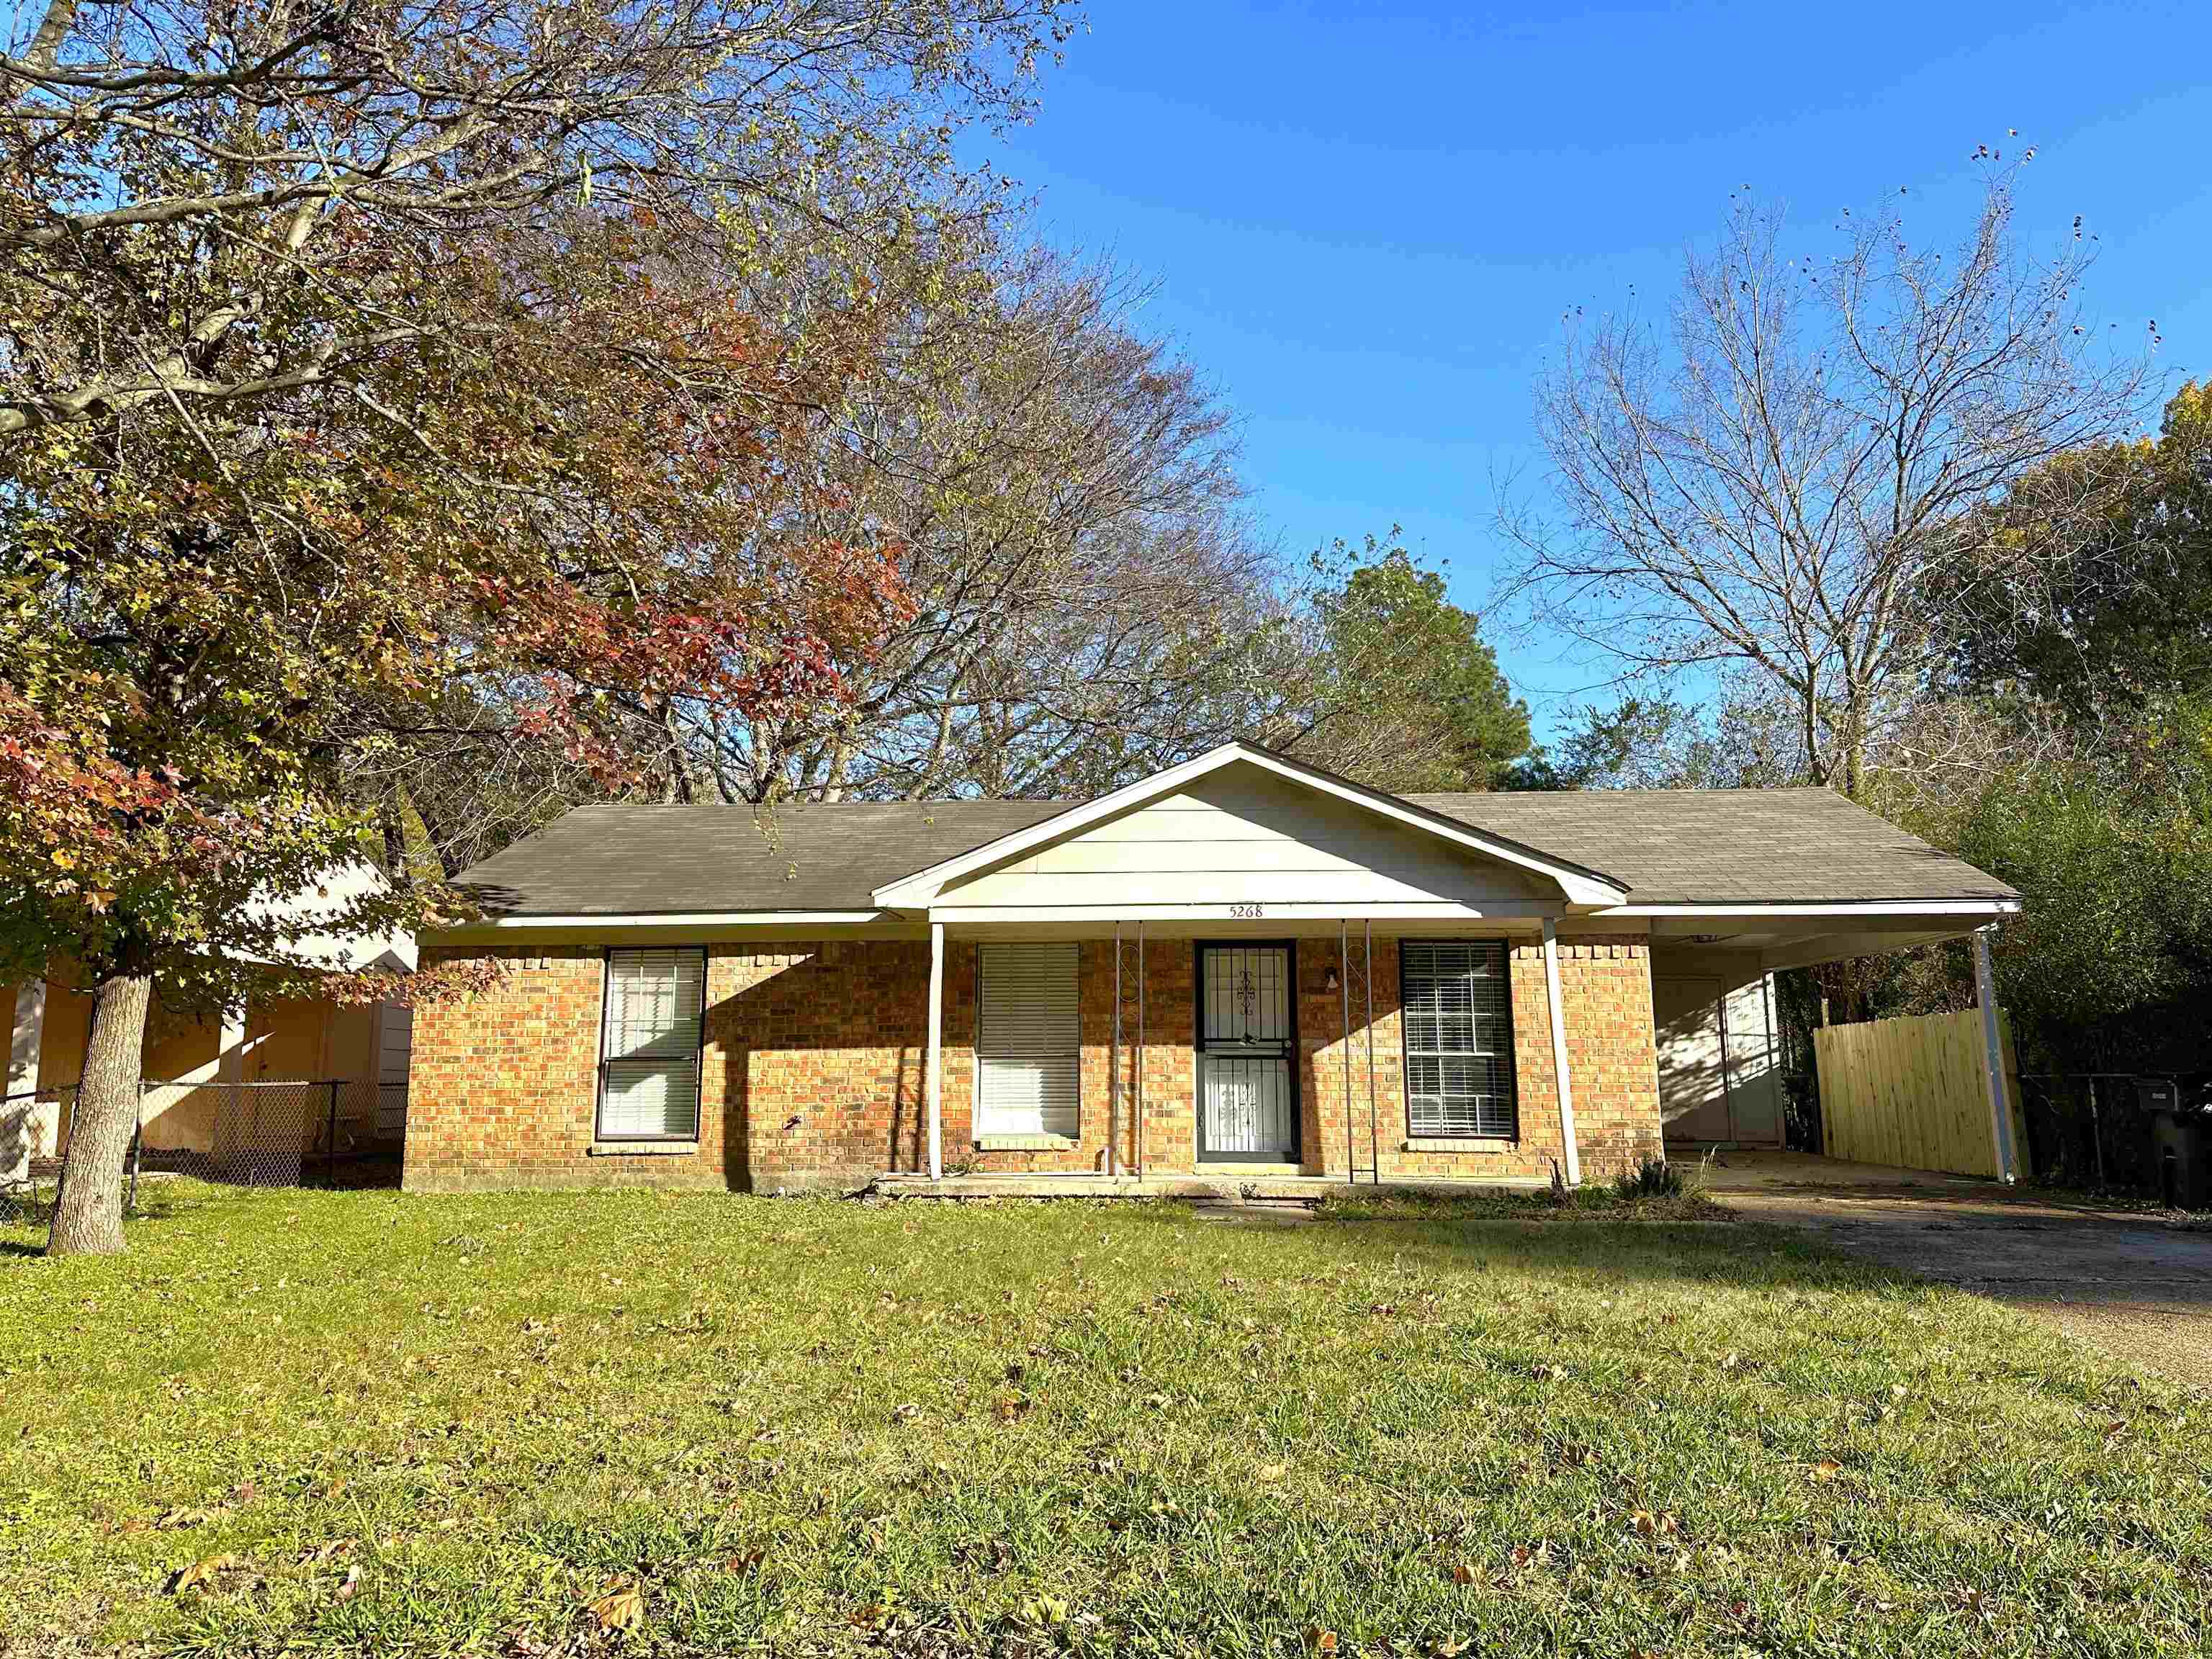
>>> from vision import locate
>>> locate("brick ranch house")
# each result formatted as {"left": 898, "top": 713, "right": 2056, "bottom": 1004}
{"left": 404, "top": 744, "right": 2020, "bottom": 1195}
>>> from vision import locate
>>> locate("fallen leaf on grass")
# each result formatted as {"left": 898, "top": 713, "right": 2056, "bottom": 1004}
{"left": 1305, "top": 1628, "right": 1338, "bottom": 1654}
{"left": 333, "top": 1564, "right": 361, "bottom": 1602}
{"left": 585, "top": 1579, "right": 645, "bottom": 1632}
{"left": 1257, "top": 1462, "right": 1287, "bottom": 1482}
{"left": 992, "top": 1395, "right": 1031, "bottom": 1423}
{"left": 1809, "top": 1460, "right": 1843, "bottom": 1482}
{"left": 1433, "top": 1638, "right": 1471, "bottom": 1657}
{"left": 168, "top": 1554, "right": 249, "bottom": 1594}
{"left": 1448, "top": 1559, "right": 1476, "bottom": 1584}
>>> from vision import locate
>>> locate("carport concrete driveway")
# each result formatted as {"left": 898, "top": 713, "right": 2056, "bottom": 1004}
{"left": 1703, "top": 1152, "right": 2212, "bottom": 1388}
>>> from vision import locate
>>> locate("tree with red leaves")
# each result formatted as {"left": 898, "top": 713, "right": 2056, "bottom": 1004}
{"left": 0, "top": 0, "right": 1069, "bottom": 1254}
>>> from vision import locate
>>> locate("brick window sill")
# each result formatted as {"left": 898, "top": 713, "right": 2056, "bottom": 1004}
{"left": 975, "top": 1133, "right": 1077, "bottom": 1152}
{"left": 588, "top": 1141, "right": 699, "bottom": 1157}
{"left": 1402, "top": 1136, "right": 1516, "bottom": 1154}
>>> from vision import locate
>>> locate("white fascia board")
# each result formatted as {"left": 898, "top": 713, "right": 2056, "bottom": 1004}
{"left": 926, "top": 901, "right": 1566, "bottom": 925}
{"left": 426, "top": 910, "right": 890, "bottom": 943}
{"left": 1603, "top": 899, "right": 2020, "bottom": 918}
{"left": 469, "top": 909, "right": 886, "bottom": 928}
{"left": 871, "top": 742, "right": 1629, "bottom": 909}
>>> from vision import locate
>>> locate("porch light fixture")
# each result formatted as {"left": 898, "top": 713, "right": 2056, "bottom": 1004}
{"left": 1323, "top": 965, "right": 1339, "bottom": 992}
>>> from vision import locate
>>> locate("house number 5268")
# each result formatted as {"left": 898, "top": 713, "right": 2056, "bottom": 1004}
{"left": 1228, "top": 903, "right": 1264, "bottom": 918}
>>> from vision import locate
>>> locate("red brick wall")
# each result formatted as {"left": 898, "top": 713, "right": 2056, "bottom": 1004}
{"left": 404, "top": 945, "right": 742, "bottom": 1192}
{"left": 404, "top": 931, "right": 1663, "bottom": 1192}
{"left": 1295, "top": 932, "right": 1663, "bottom": 1184}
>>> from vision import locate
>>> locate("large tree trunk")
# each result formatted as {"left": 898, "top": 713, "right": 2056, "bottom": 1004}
{"left": 46, "top": 973, "right": 151, "bottom": 1256}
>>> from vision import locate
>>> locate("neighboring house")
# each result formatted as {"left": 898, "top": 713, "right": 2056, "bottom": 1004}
{"left": 2, "top": 862, "right": 417, "bottom": 1176}
{"left": 405, "top": 744, "right": 2020, "bottom": 1195}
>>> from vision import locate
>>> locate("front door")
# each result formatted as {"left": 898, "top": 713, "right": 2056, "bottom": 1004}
{"left": 1196, "top": 942, "right": 1299, "bottom": 1162}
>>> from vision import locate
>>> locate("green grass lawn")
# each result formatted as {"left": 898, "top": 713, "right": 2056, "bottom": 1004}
{"left": 1, "top": 1184, "right": 2205, "bottom": 1658}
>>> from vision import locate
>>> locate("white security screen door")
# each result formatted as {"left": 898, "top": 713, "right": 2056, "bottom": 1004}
{"left": 977, "top": 943, "right": 1081, "bottom": 1138}
{"left": 1197, "top": 943, "right": 1298, "bottom": 1161}
{"left": 599, "top": 948, "right": 705, "bottom": 1139}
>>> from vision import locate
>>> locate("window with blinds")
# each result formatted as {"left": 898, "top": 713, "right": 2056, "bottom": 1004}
{"left": 976, "top": 942, "right": 1080, "bottom": 1138}
{"left": 598, "top": 948, "right": 706, "bottom": 1141}
{"left": 1399, "top": 940, "right": 1516, "bottom": 1138}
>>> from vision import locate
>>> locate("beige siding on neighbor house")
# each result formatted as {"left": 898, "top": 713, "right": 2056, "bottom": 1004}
{"left": 939, "top": 766, "right": 1557, "bottom": 913}
{"left": 3, "top": 970, "right": 390, "bottom": 1156}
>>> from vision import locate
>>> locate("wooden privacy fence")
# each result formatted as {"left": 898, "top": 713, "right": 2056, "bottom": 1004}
{"left": 1815, "top": 1008, "right": 2028, "bottom": 1178}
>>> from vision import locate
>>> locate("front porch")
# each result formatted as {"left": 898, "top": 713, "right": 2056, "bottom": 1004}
{"left": 902, "top": 917, "right": 1637, "bottom": 1192}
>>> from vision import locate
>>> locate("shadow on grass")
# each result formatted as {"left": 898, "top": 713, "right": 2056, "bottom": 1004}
{"left": 1007, "top": 1185, "right": 1923, "bottom": 1303}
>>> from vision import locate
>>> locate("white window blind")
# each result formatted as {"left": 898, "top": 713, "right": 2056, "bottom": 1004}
{"left": 599, "top": 948, "right": 705, "bottom": 1140}
{"left": 1400, "top": 940, "right": 1516, "bottom": 1138}
{"left": 976, "top": 943, "right": 1080, "bottom": 1138}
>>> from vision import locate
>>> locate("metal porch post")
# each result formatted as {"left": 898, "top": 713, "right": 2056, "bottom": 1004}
{"left": 1973, "top": 925, "right": 2018, "bottom": 1184}
{"left": 1110, "top": 924, "right": 1121, "bottom": 1178}
{"left": 1364, "top": 920, "right": 1379, "bottom": 1185}
{"left": 925, "top": 920, "right": 945, "bottom": 1180}
{"left": 1136, "top": 920, "right": 1146, "bottom": 1177}
{"left": 1340, "top": 920, "right": 1352, "bottom": 1185}
{"left": 1542, "top": 920, "right": 1582, "bottom": 1188}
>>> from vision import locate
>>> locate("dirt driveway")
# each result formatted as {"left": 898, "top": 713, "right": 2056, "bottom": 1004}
{"left": 1702, "top": 1152, "right": 2212, "bottom": 1390}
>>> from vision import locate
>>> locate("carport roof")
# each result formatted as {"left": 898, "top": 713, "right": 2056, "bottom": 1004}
{"left": 1407, "top": 786, "right": 2018, "bottom": 907}
{"left": 453, "top": 783, "right": 2015, "bottom": 917}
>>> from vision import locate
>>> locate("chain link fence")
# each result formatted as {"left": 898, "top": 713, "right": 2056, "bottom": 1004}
{"left": 4, "top": 1075, "right": 405, "bottom": 1217}
{"left": 2017, "top": 1072, "right": 2202, "bottom": 1196}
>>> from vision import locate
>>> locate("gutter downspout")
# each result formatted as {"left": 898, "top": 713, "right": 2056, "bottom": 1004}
{"left": 1541, "top": 920, "right": 1581, "bottom": 1188}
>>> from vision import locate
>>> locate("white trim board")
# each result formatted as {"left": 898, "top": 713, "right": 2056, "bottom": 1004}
{"left": 466, "top": 910, "right": 886, "bottom": 929}
{"left": 871, "top": 743, "right": 1629, "bottom": 910}
{"left": 926, "top": 902, "right": 1569, "bottom": 925}
{"left": 1605, "top": 899, "right": 2018, "bottom": 919}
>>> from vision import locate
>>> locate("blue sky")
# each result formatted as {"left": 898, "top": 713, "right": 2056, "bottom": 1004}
{"left": 971, "top": 1, "right": 2212, "bottom": 742}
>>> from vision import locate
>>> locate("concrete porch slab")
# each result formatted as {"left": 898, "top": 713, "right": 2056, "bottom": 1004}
{"left": 867, "top": 1170, "right": 1553, "bottom": 1201}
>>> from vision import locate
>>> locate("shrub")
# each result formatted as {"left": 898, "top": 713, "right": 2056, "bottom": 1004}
{"left": 1612, "top": 1155, "right": 1684, "bottom": 1200}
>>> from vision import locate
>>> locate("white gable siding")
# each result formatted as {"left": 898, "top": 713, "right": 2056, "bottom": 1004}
{"left": 937, "top": 763, "right": 1555, "bottom": 913}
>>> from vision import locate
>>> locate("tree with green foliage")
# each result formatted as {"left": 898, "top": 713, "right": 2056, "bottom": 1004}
{"left": 1944, "top": 382, "right": 2212, "bottom": 725}
{"left": 1949, "top": 698, "right": 2212, "bottom": 1067}
{"left": 1288, "top": 540, "right": 1532, "bottom": 793}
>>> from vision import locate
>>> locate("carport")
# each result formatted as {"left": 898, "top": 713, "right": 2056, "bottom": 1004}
{"left": 1647, "top": 902, "right": 2019, "bottom": 1162}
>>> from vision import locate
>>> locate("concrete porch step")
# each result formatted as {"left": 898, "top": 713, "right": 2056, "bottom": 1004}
{"left": 866, "top": 1170, "right": 1551, "bottom": 1202}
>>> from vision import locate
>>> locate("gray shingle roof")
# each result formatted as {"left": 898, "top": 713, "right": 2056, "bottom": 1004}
{"left": 457, "top": 801, "right": 1069, "bottom": 917}
{"left": 1408, "top": 788, "right": 2016, "bottom": 905}
{"left": 456, "top": 786, "right": 2012, "bottom": 916}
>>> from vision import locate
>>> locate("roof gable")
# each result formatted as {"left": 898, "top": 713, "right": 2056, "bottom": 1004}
{"left": 872, "top": 744, "right": 1629, "bottom": 910}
